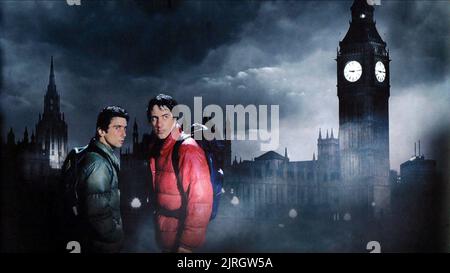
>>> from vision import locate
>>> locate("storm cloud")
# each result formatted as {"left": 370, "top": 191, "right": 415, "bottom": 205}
{"left": 1, "top": 0, "right": 449, "bottom": 171}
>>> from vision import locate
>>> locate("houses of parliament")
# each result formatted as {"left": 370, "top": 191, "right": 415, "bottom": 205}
{"left": 2, "top": 0, "right": 438, "bottom": 225}
{"left": 2, "top": 56, "right": 68, "bottom": 180}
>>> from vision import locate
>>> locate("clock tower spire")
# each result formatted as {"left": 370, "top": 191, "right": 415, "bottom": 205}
{"left": 337, "top": 0, "right": 391, "bottom": 219}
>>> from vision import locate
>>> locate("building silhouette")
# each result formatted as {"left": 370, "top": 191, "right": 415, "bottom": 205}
{"left": 35, "top": 56, "right": 68, "bottom": 169}
{"left": 221, "top": 0, "right": 392, "bottom": 220}
{"left": 390, "top": 142, "right": 440, "bottom": 251}
{"left": 2, "top": 57, "right": 68, "bottom": 178}
{"left": 337, "top": 0, "right": 391, "bottom": 218}
{"left": 227, "top": 129, "right": 340, "bottom": 219}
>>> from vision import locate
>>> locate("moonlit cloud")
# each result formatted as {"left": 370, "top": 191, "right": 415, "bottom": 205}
{"left": 1, "top": 0, "right": 448, "bottom": 171}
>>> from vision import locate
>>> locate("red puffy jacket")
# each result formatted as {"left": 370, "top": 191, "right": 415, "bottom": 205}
{"left": 149, "top": 125, "right": 213, "bottom": 251}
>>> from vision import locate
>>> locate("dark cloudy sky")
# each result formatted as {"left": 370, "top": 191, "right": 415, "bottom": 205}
{"left": 1, "top": 0, "right": 449, "bottom": 171}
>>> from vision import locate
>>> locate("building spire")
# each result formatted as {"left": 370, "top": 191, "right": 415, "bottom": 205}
{"left": 331, "top": 128, "right": 334, "bottom": 139}
{"left": 351, "top": 0, "right": 374, "bottom": 22}
{"left": 319, "top": 128, "right": 322, "bottom": 140}
{"left": 284, "top": 147, "right": 288, "bottom": 158}
{"left": 49, "top": 56, "right": 55, "bottom": 88}
{"left": 326, "top": 129, "right": 329, "bottom": 139}
{"left": 418, "top": 140, "right": 421, "bottom": 157}
{"left": 7, "top": 127, "right": 15, "bottom": 145}
{"left": 43, "top": 56, "right": 61, "bottom": 117}
{"left": 133, "top": 118, "right": 138, "bottom": 132}
{"left": 23, "top": 127, "right": 29, "bottom": 143}
{"left": 132, "top": 118, "right": 139, "bottom": 155}
{"left": 313, "top": 152, "right": 316, "bottom": 161}
{"left": 340, "top": 0, "right": 384, "bottom": 47}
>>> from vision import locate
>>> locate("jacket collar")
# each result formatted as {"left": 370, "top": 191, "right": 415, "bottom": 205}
{"left": 150, "top": 123, "right": 185, "bottom": 157}
{"left": 161, "top": 123, "right": 183, "bottom": 153}
{"left": 90, "top": 138, "right": 120, "bottom": 170}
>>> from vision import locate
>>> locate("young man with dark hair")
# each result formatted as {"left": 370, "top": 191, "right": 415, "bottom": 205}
{"left": 68, "top": 106, "right": 128, "bottom": 253}
{"left": 147, "top": 94, "right": 213, "bottom": 253}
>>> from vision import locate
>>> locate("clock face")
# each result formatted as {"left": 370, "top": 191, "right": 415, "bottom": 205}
{"left": 343, "top": 61, "right": 362, "bottom": 82}
{"left": 375, "top": 61, "right": 386, "bottom": 82}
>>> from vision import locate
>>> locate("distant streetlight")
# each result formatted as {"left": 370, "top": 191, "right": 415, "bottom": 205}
{"left": 231, "top": 196, "right": 239, "bottom": 206}
{"left": 131, "top": 197, "right": 141, "bottom": 209}
{"left": 289, "top": 209, "right": 298, "bottom": 219}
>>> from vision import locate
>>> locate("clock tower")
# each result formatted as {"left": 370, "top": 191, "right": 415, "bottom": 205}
{"left": 337, "top": 0, "right": 390, "bottom": 219}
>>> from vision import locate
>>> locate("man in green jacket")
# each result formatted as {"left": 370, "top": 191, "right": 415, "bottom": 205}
{"left": 76, "top": 106, "right": 128, "bottom": 253}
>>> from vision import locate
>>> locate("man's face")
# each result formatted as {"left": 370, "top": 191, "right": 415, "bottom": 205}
{"left": 149, "top": 105, "right": 176, "bottom": 139}
{"left": 98, "top": 117, "right": 128, "bottom": 149}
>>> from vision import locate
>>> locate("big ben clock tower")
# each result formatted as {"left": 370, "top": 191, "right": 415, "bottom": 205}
{"left": 337, "top": 0, "right": 390, "bottom": 219}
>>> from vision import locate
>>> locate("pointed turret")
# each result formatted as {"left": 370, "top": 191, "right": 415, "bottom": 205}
{"left": 133, "top": 118, "right": 138, "bottom": 139}
{"left": 351, "top": 0, "right": 374, "bottom": 22}
{"left": 326, "top": 129, "right": 329, "bottom": 139}
{"left": 313, "top": 152, "right": 316, "bottom": 161}
{"left": 133, "top": 118, "right": 138, "bottom": 132}
{"left": 318, "top": 128, "right": 322, "bottom": 140}
{"left": 418, "top": 140, "right": 421, "bottom": 157}
{"left": 7, "top": 127, "right": 15, "bottom": 145}
{"left": 43, "top": 56, "right": 61, "bottom": 117}
{"left": 31, "top": 130, "right": 36, "bottom": 144}
{"left": 47, "top": 56, "right": 57, "bottom": 95}
{"left": 331, "top": 128, "right": 334, "bottom": 139}
{"left": 132, "top": 118, "right": 139, "bottom": 154}
{"left": 23, "top": 127, "right": 29, "bottom": 144}
{"left": 340, "top": 0, "right": 385, "bottom": 46}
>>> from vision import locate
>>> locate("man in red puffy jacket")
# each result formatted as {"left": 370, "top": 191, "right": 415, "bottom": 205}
{"left": 147, "top": 94, "right": 213, "bottom": 253}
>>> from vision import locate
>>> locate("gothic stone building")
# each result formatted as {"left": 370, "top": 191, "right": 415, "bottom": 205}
{"left": 224, "top": 0, "right": 391, "bottom": 221}
{"left": 226, "top": 129, "right": 340, "bottom": 220}
{"left": 2, "top": 57, "right": 68, "bottom": 180}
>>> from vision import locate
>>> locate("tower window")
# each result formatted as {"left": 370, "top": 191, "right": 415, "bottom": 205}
{"left": 360, "top": 14, "right": 366, "bottom": 19}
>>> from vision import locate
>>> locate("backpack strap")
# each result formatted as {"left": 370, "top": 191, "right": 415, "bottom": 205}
{"left": 62, "top": 146, "right": 89, "bottom": 217}
{"left": 154, "top": 134, "right": 192, "bottom": 251}
{"left": 154, "top": 138, "right": 187, "bottom": 219}
{"left": 170, "top": 134, "right": 191, "bottom": 252}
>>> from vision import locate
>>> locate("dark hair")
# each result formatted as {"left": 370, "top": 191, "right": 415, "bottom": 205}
{"left": 146, "top": 93, "right": 178, "bottom": 122}
{"left": 96, "top": 106, "right": 129, "bottom": 135}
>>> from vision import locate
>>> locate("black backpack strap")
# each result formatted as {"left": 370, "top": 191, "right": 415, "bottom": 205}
{"left": 155, "top": 138, "right": 187, "bottom": 219}
{"left": 61, "top": 146, "right": 89, "bottom": 217}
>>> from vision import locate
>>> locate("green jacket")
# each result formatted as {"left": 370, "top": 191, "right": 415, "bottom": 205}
{"left": 78, "top": 138, "right": 123, "bottom": 252}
